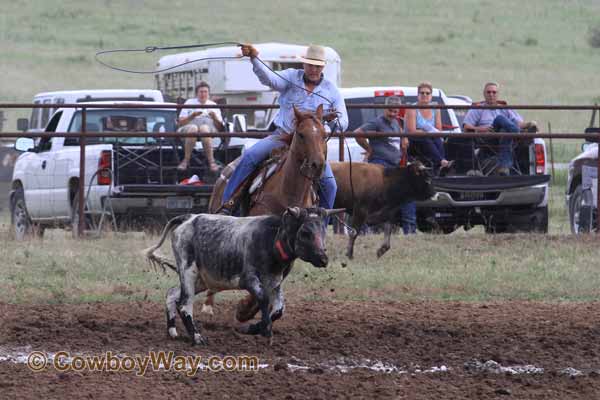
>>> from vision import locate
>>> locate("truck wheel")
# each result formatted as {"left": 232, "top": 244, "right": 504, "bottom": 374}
{"left": 570, "top": 185, "right": 595, "bottom": 234}
{"left": 11, "top": 188, "right": 44, "bottom": 240}
{"left": 531, "top": 205, "right": 549, "bottom": 233}
{"left": 486, "top": 206, "right": 548, "bottom": 234}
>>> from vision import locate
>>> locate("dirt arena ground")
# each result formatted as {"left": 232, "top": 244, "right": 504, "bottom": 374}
{"left": 1, "top": 299, "right": 599, "bottom": 399}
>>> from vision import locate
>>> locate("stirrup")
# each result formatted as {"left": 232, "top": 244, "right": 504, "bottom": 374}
{"left": 217, "top": 199, "right": 236, "bottom": 216}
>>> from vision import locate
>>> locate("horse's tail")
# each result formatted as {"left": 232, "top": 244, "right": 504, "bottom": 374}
{"left": 142, "top": 214, "right": 191, "bottom": 273}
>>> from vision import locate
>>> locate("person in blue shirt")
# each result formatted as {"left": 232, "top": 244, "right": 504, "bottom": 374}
{"left": 221, "top": 43, "right": 348, "bottom": 211}
{"left": 353, "top": 96, "right": 416, "bottom": 234}
{"left": 463, "top": 82, "right": 536, "bottom": 176}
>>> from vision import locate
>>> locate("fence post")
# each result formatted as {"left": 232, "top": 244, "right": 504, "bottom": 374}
{"left": 77, "top": 107, "right": 87, "bottom": 238}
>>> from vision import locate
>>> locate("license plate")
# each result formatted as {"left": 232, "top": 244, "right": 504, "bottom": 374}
{"left": 166, "top": 197, "right": 193, "bottom": 209}
{"left": 458, "top": 192, "right": 485, "bottom": 201}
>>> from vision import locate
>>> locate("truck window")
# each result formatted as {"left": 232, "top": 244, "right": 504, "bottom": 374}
{"left": 41, "top": 99, "right": 52, "bottom": 128}
{"left": 30, "top": 100, "right": 41, "bottom": 130}
{"left": 345, "top": 96, "right": 453, "bottom": 131}
{"left": 64, "top": 109, "right": 177, "bottom": 146}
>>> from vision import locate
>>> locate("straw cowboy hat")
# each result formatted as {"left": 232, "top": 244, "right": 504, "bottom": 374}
{"left": 299, "top": 44, "right": 327, "bottom": 66}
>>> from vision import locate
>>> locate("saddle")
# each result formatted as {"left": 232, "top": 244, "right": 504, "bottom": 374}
{"left": 218, "top": 146, "right": 318, "bottom": 216}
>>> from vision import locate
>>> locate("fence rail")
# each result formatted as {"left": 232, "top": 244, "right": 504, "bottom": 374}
{"left": 1, "top": 102, "right": 599, "bottom": 237}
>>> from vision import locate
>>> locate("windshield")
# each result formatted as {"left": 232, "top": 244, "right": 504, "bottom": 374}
{"left": 66, "top": 109, "right": 177, "bottom": 145}
{"left": 345, "top": 96, "right": 454, "bottom": 131}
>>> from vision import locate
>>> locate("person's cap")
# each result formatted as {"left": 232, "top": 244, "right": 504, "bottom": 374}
{"left": 299, "top": 44, "right": 327, "bottom": 66}
{"left": 385, "top": 96, "right": 402, "bottom": 106}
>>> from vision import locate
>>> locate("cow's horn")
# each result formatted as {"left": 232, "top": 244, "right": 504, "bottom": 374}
{"left": 324, "top": 208, "right": 346, "bottom": 216}
{"left": 286, "top": 206, "right": 302, "bottom": 217}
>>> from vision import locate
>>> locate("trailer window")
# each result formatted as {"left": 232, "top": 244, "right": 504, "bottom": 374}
{"left": 271, "top": 62, "right": 303, "bottom": 71}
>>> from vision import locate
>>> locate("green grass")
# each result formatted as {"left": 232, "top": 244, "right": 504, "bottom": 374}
{"left": 1, "top": 0, "right": 600, "bottom": 134}
{"left": 0, "top": 178, "right": 598, "bottom": 305}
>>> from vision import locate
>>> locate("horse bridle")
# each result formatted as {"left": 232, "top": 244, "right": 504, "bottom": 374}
{"left": 291, "top": 117, "right": 326, "bottom": 181}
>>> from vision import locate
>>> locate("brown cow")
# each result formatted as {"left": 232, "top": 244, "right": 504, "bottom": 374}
{"left": 331, "top": 161, "right": 435, "bottom": 258}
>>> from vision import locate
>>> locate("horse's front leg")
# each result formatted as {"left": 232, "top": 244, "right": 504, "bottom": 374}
{"left": 236, "top": 276, "right": 273, "bottom": 339}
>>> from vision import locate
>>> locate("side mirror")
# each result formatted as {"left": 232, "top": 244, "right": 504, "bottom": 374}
{"left": 15, "top": 137, "right": 35, "bottom": 152}
{"left": 17, "top": 118, "right": 29, "bottom": 132}
{"left": 232, "top": 114, "right": 247, "bottom": 133}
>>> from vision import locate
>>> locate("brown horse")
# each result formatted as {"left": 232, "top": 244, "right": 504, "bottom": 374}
{"left": 209, "top": 104, "right": 327, "bottom": 215}
{"left": 203, "top": 104, "right": 328, "bottom": 320}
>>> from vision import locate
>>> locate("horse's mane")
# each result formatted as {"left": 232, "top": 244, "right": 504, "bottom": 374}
{"left": 277, "top": 133, "right": 293, "bottom": 146}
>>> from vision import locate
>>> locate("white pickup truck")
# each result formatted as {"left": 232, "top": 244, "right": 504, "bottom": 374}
{"left": 9, "top": 102, "right": 244, "bottom": 239}
{"left": 339, "top": 86, "right": 551, "bottom": 234}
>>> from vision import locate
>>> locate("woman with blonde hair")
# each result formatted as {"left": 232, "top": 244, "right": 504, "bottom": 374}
{"left": 405, "top": 81, "right": 451, "bottom": 173}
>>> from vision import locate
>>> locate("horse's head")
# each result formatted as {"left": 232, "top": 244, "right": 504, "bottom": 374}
{"left": 291, "top": 104, "right": 327, "bottom": 180}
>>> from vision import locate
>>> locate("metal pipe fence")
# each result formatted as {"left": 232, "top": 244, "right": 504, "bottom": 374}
{"left": 1, "top": 102, "right": 599, "bottom": 237}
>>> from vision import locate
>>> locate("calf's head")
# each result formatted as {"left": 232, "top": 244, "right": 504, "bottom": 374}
{"left": 386, "top": 161, "right": 436, "bottom": 202}
{"left": 279, "top": 207, "right": 345, "bottom": 268}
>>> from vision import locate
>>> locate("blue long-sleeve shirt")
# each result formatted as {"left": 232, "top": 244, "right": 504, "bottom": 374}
{"left": 251, "top": 57, "right": 348, "bottom": 134}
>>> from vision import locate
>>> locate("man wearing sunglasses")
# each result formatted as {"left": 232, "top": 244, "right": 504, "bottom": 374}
{"left": 463, "top": 82, "right": 536, "bottom": 176}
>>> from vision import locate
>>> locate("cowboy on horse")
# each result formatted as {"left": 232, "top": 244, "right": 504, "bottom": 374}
{"left": 219, "top": 43, "right": 349, "bottom": 214}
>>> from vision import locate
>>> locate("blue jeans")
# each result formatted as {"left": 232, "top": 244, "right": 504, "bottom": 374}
{"left": 491, "top": 115, "right": 520, "bottom": 168}
{"left": 222, "top": 132, "right": 337, "bottom": 209}
{"left": 369, "top": 158, "right": 417, "bottom": 235}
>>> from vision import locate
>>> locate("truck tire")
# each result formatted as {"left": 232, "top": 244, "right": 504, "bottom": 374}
{"left": 569, "top": 184, "right": 595, "bottom": 234}
{"left": 486, "top": 206, "right": 548, "bottom": 234}
{"left": 11, "top": 188, "right": 44, "bottom": 240}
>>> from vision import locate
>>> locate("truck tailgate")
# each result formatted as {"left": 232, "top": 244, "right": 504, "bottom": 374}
{"left": 112, "top": 184, "right": 214, "bottom": 196}
{"left": 432, "top": 175, "right": 551, "bottom": 191}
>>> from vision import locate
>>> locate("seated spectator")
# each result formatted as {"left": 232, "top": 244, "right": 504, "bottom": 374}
{"left": 177, "top": 81, "right": 223, "bottom": 172}
{"left": 462, "top": 82, "right": 537, "bottom": 176}
{"left": 405, "top": 81, "right": 452, "bottom": 175}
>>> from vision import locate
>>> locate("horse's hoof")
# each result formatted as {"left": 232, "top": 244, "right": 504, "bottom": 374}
{"left": 192, "top": 333, "right": 207, "bottom": 346}
{"left": 236, "top": 322, "right": 263, "bottom": 335}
